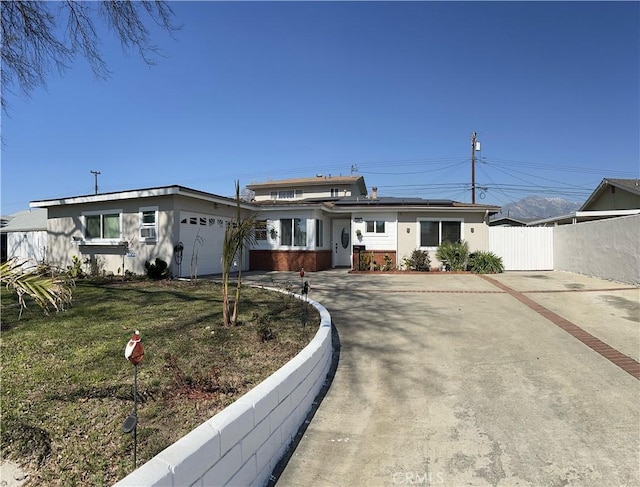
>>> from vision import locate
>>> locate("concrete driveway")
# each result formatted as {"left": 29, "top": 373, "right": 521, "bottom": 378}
{"left": 243, "top": 270, "right": 639, "bottom": 487}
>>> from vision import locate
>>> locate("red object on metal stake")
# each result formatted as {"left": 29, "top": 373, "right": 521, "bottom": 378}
{"left": 124, "top": 330, "right": 144, "bottom": 365}
{"left": 299, "top": 267, "right": 305, "bottom": 279}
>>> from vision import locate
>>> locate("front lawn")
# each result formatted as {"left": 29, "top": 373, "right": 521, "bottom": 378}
{"left": 0, "top": 279, "right": 317, "bottom": 486}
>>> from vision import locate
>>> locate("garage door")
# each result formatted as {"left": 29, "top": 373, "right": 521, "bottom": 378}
{"left": 179, "top": 212, "right": 228, "bottom": 277}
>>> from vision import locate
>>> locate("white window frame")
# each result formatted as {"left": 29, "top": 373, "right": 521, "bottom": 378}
{"left": 365, "top": 219, "right": 386, "bottom": 234}
{"left": 82, "top": 209, "right": 123, "bottom": 244}
{"left": 417, "top": 218, "right": 464, "bottom": 249}
{"left": 315, "top": 219, "right": 324, "bottom": 247}
{"left": 278, "top": 190, "right": 295, "bottom": 199}
{"left": 330, "top": 188, "right": 341, "bottom": 198}
{"left": 280, "top": 217, "right": 308, "bottom": 247}
{"left": 139, "top": 206, "right": 158, "bottom": 242}
{"left": 254, "top": 220, "right": 268, "bottom": 241}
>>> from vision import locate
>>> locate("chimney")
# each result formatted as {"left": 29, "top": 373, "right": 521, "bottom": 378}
{"left": 372, "top": 187, "right": 378, "bottom": 199}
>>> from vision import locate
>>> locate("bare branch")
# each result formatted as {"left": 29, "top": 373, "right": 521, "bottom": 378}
{"left": 1, "top": 0, "right": 179, "bottom": 113}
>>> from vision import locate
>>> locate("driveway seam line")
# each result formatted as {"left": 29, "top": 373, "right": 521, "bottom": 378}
{"left": 478, "top": 275, "right": 640, "bottom": 380}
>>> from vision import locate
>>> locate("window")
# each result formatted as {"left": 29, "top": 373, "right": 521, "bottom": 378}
{"left": 419, "top": 220, "right": 462, "bottom": 247}
{"left": 278, "top": 190, "right": 295, "bottom": 199}
{"left": 330, "top": 188, "right": 340, "bottom": 197}
{"left": 139, "top": 208, "right": 158, "bottom": 240}
{"left": 280, "top": 218, "right": 307, "bottom": 246}
{"left": 315, "top": 219, "right": 324, "bottom": 247}
{"left": 84, "top": 212, "right": 121, "bottom": 240}
{"left": 442, "top": 221, "right": 461, "bottom": 243}
{"left": 254, "top": 220, "right": 267, "bottom": 241}
{"left": 365, "top": 220, "right": 385, "bottom": 233}
{"left": 271, "top": 189, "right": 302, "bottom": 199}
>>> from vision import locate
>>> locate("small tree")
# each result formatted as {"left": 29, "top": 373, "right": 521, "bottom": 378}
{"left": 221, "top": 181, "right": 255, "bottom": 326}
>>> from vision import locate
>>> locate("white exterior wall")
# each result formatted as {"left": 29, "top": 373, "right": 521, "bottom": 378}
{"left": 396, "top": 211, "right": 489, "bottom": 269}
{"left": 554, "top": 214, "right": 640, "bottom": 285}
{"left": 7, "top": 231, "right": 48, "bottom": 266}
{"left": 351, "top": 212, "right": 397, "bottom": 251}
{"left": 114, "top": 294, "right": 333, "bottom": 487}
{"left": 42, "top": 194, "right": 247, "bottom": 278}
{"left": 252, "top": 182, "right": 360, "bottom": 202}
{"left": 46, "top": 198, "right": 178, "bottom": 277}
{"left": 256, "top": 209, "right": 328, "bottom": 251}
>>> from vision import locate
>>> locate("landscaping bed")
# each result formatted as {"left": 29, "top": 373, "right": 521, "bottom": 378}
{"left": 0, "top": 279, "right": 318, "bottom": 486}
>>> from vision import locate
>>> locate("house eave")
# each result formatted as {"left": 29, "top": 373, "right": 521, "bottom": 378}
{"left": 30, "top": 185, "right": 254, "bottom": 210}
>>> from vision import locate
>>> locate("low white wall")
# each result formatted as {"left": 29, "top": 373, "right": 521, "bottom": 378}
{"left": 554, "top": 214, "right": 640, "bottom": 285}
{"left": 114, "top": 294, "right": 333, "bottom": 487}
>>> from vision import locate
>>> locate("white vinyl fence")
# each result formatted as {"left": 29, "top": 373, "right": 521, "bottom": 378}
{"left": 489, "top": 226, "right": 554, "bottom": 271}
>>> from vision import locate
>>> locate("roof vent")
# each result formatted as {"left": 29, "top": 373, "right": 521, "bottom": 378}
{"left": 372, "top": 187, "right": 378, "bottom": 199}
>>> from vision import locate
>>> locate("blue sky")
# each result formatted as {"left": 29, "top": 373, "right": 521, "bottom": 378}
{"left": 2, "top": 1, "right": 638, "bottom": 215}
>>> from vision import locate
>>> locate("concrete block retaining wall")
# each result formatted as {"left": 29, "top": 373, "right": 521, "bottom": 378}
{"left": 114, "top": 294, "right": 333, "bottom": 487}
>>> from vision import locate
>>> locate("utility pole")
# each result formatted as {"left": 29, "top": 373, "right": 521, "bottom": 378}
{"left": 91, "top": 170, "right": 101, "bottom": 195}
{"left": 470, "top": 132, "right": 477, "bottom": 204}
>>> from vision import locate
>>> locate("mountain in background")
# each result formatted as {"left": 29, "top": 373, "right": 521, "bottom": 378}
{"left": 494, "top": 196, "right": 581, "bottom": 221}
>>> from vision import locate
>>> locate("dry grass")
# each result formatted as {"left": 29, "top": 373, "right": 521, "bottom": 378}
{"left": 0, "top": 279, "right": 318, "bottom": 486}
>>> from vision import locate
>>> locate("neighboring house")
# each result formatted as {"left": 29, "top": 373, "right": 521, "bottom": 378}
{"left": 30, "top": 186, "right": 254, "bottom": 278}
{"left": 248, "top": 174, "right": 368, "bottom": 202}
{"left": 1, "top": 209, "right": 48, "bottom": 266}
{"left": 528, "top": 178, "right": 640, "bottom": 226}
{"left": 489, "top": 216, "right": 529, "bottom": 227}
{"left": 30, "top": 176, "right": 500, "bottom": 275}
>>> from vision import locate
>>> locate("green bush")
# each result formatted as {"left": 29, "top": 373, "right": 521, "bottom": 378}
{"left": 436, "top": 240, "right": 469, "bottom": 271}
{"left": 468, "top": 251, "right": 504, "bottom": 274}
{"left": 403, "top": 249, "right": 431, "bottom": 271}
{"left": 145, "top": 258, "right": 170, "bottom": 280}
{"left": 66, "top": 255, "right": 85, "bottom": 279}
{"left": 252, "top": 312, "right": 276, "bottom": 342}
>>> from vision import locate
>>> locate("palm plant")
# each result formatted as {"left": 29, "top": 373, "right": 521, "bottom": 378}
{"left": 436, "top": 240, "right": 469, "bottom": 271}
{"left": 221, "top": 182, "right": 256, "bottom": 326}
{"left": 1, "top": 259, "right": 73, "bottom": 319}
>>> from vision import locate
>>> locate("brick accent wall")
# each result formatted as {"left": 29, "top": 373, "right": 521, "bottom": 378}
{"left": 250, "top": 250, "right": 332, "bottom": 272}
{"left": 354, "top": 250, "right": 397, "bottom": 271}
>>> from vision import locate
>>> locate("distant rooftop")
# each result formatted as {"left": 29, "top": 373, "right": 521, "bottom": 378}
{"left": 246, "top": 175, "right": 365, "bottom": 189}
{"left": 1, "top": 208, "right": 47, "bottom": 232}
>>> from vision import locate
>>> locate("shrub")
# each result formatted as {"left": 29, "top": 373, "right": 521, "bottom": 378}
{"left": 145, "top": 258, "right": 170, "bottom": 280}
{"left": 382, "top": 254, "right": 394, "bottom": 271}
{"left": 403, "top": 249, "right": 431, "bottom": 271}
{"left": 66, "top": 255, "right": 85, "bottom": 279}
{"left": 360, "top": 251, "right": 377, "bottom": 271}
{"left": 436, "top": 240, "right": 469, "bottom": 271}
{"left": 469, "top": 251, "right": 504, "bottom": 274}
{"left": 253, "top": 312, "right": 276, "bottom": 342}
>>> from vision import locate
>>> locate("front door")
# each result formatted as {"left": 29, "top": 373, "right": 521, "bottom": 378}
{"left": 332, "top": 219, "right": 351, "bottom": 267}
